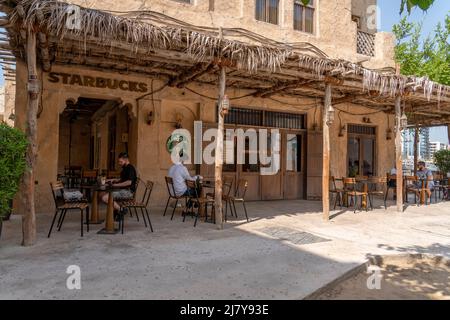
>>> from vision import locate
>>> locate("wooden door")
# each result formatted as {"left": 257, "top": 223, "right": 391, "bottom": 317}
{"left": 260, "top": 130, "right": 283, "bottom": 200}
{"left": 283, "top": 132, "right": 306, "bottom": 199}
{"left": 306, "top": 130, "right": 323, "bottom": 200}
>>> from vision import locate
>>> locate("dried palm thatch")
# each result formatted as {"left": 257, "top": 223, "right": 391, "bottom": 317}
{"left": 5, "top": 0, "right": 450, "bottom": 103}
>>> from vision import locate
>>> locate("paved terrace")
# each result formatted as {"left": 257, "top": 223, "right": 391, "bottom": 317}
{"left": 1, "top": 199, "right": 449, "bottom": 299}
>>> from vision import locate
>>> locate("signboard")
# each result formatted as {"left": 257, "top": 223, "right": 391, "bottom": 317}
{"left": 48, "top": 72, "right": 148, "bottom": 93}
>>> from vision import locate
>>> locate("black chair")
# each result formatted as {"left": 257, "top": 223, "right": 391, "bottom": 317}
{"left": 184, "top": 180, "right": 215, "bottom": 227}
{"left": 48, "top": 181, "right": 89, "bottom": 238}
{"left": 229, "top": 179, "right": 249, "bottom": 222}
{"left": 206, "top": 176, "right": 235, "bottom": 221}
{"left": 119, "top": 181, "right": 154, "bottom": 234}
{"left": 163, "top": 176, "right": 187, "bottom": 220}
{"left": 367, "top": 176, "right": 388, "bottom": 209}
{"left": 329, "top": 177, "right": 344, "bottom": 210}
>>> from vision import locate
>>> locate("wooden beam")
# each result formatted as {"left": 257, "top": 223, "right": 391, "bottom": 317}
{"left": 22, "top": 30, "right": 39, "bottom": 246}
{"left": 214, "top": 67, "right": 226, "bottom": 230}
{"left": 168, "top": 63, "right": 215, "bottom": 88}
{"left": 395, "top": 96, "right": 404, "bottom": 213}
{"left": 253, "top": 79, "right": 315, "bottom": 98}
{"left": 322, "top": 83, "right": 331, "bottom": 221}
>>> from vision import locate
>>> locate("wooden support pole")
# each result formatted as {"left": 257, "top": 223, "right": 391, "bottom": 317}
{"left": 21, "top": 29, "right": 39, "bottom": 246}
{"left": 395, "top": 96, "right": 404, "bottom": 213}
{"left": 414, "top": 126, "right": 419, "bottom": 175}
{"left": 322, "top": 83, "right": 331, "bottom": 221}
{"left": 214, "top": 66, "right": 226, "bottom": 229}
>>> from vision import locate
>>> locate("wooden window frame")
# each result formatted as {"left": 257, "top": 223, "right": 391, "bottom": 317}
{"left": 255, "top": 0, "right": 280, "bottom": 25}
{"left": 347, "top": 124, "right": 377, "bottom": 177}
{"left": 293, "top": 0, "right": 315, "bottom": 34}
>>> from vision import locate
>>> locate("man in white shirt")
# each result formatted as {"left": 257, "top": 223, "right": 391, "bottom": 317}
{"left": 168, "top": 161, "right": 202, "bottom": 197}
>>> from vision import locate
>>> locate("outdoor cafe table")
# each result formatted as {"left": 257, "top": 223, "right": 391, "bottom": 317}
{"left": 91, "top": 184, "right": 120, "bottom": 234}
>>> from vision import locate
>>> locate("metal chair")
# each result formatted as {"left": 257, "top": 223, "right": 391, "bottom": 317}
{"left": 119, "top": 181, "right": 154, "bottom": 234}
{"left": 184, "top": 180, "right": 215, "bottom": 227}
{"left": 367, "top": 176, "right": 388, "bottom": 209}
{"left": 206, "top": 176, "right": 235, "bottom": 221}
{"left": 385, "top": 173, "right": 397, "bottom": 202}
{"left": 329, "top": 177, "right": 344, "bottom": 210}
{"left": 106, "top": 170, "right": 121, "bottom": 179}
{"left": 48, "top": 181, "right": 89, "bottom": 238}
{"left": 404, "top": 176, "right": 419, "bottom": 204}
{"left": 342, "top": 177, "right": 368, "bottom": 213}
{"left": 229, "top": 179, "right": 249, "bottom": 222}
{"left": 163, "top": 176, "right": 187, "bottom": 220}
{"left": 80, "top": 169, "right": 98, "bottom": 201}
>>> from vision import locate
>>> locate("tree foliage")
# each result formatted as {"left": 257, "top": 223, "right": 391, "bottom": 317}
{"left": 400, "top": 0, "right": 435, "bottom": 14}
{"left": 393, "top": 15, "right": 450, "bottom": 85}
{"left": 434, "top": 149, "right": 450, "bottom": 174}
{"left": 0, "top": 123, "right": 28, "bottom": 219}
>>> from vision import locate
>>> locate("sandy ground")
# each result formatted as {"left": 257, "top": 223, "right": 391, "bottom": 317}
{"left": 1, "top": 198, "right": 450, "bottom": 299}
{"left": 310, "top": 255, "right": 450, "bottom": 300}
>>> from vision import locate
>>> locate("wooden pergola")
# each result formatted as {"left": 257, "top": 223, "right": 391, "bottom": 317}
{"left": 1, "top": 0, "right": 450, "bottom": 245}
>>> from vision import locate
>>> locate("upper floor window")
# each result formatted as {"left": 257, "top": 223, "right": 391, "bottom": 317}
{"left": 294, "top": 0, "right": 315, "bottom": 34}
{"left": 171, "top": 0, "right": 192, "bottom": 4}
{"left": 255, "top": 0, "right": 279, "bottom": 25}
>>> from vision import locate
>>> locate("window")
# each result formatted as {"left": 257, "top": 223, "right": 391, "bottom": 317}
{"left": 352, "top": 15, "right": 361, "bottom": 30}
{"left": 293, "top": 0, "right": 315, "bottom": 34}
{"left": 286, "top": 134, "right": 302, "bottom": 172}
{"left": 171, "top": 0, "right": 191, "bottom": 3}
{"left": 221, "top": 106, "right": 305, "bottom": 130}
{"left": 347, "top": 125, "right": 376, "bottom": 177}
{"left": 255, "top": 0, "right": 279, "bottom": 25}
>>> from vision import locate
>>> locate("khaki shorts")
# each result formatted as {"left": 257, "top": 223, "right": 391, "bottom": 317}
{"left": 112, "top": 189, "right": 134, "bottom": 200}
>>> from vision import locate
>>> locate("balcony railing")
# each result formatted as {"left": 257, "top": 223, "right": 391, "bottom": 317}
{"left": 357, "top": 31, "right": 375, "bottom": 57}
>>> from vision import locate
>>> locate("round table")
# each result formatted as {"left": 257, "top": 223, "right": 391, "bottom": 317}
{"left": 94, "top": 184, "right": 120, "bottom": 235}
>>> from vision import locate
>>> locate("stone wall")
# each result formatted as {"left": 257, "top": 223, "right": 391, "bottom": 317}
{"left": 67, "top": 0, "right": 395, "bottom": 69}
{"left": 13, "top": 64, "right": 395, "bottom": 213}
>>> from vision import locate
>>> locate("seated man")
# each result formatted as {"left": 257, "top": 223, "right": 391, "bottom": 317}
{"left": 388, "top": 166, "right": 397, "bottom": 200}
{"left": 168, "top": 157, "right": 202, "bottom": 198}
{"left": 100, "top": 152, "right": 137, "bottom": 218}
{"left": 415, "top": 161, "right": 434, "bottom": 199}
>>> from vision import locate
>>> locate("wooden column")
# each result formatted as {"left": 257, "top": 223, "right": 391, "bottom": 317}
{"left": 395, "top": 96, "right": 404, "bottom": 212}
{"left": 214, "top": 67, "right": 226, "bottom": 229}
{"left": 22, "top": 29, "right": 39, "bottom": 246}
{"left": 322, "top": 83, "right": 331, "bottom": 221}
{"left": 413, "top": 126, "right": 419, "bottom": 175}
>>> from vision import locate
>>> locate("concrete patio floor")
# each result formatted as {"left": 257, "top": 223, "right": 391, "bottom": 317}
{"left": 0, "top": 198, "right": 449, "bottom": 299}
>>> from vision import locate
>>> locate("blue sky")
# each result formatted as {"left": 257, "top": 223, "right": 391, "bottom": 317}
{"left": 1, "top": 1, "right": 449, "bottom": 141}
{"left": 378, "top": 0, "right": 450, "bottom": 143}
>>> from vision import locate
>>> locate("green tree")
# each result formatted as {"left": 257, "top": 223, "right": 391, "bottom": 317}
{"left": 393, "top": 15, "right": 450, "bottom": 85}
{"left": 0, "top": 123, "right": 28, "bottom": 221}
{"left": 434, "top": 149, "right": 450, "bottom": 174}
{"left": 400, "top": 0, "right": 435, "bottom": 14}
{"left": 299, "top": 0, "right": 435, "bottom": 13}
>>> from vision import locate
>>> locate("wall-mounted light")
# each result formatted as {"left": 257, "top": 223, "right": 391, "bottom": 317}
{"left": 326, "top": 105, "right": 335, "bottom": 125}
{"left": 8, "top": 113, "right": 15, "bottom": 121}
{"left": 400, "top": 112, "right": 408, "bottom": 130}
{"left": 386, "top": 128, "right": 393, "bottom": 140}
{"left": 339, "top": 125, "right": 346, "bottom": 137}
{"left": 175, "top": 113, "right": 183, "bottom": 129}
{"left": 362, "top": 117, "right": 372, "bottom": 124}
{"left": 220, "top": 94, "right": 230, "bottom": 116}
{"left": 146, "top": 111, "right": 154, "bottom": 125}
{"left": 337, "top": 111, "right": 345, "bottom": 137}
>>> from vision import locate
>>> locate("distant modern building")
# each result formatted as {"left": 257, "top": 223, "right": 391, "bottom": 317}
{"left": 429, "top": 141, "right": 449, "bottom": 159}
{"left": 420, "top": 127, "right": 431, "bottom": 160}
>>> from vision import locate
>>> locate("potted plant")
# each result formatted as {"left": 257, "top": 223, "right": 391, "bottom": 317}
{"left": 0, "top": 123, "right": 28, "bottom": 239}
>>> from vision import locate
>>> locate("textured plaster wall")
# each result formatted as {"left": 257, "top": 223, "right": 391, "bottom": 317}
{"left": 67, "top": 0, "right": 395, "bottom": 69}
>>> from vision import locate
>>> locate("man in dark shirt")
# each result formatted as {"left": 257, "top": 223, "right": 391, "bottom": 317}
{"left": 101, "top": 152, "right": 137, "bottom": 215}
